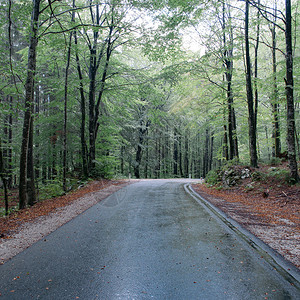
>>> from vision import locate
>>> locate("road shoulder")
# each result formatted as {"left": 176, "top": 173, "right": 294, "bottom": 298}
{"left": 186, "top": 183, "right": 300, "bottom": 285}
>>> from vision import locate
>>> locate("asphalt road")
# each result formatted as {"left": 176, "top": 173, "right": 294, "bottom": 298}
{"left": 0, "top": 179, "right": 299, "bottom": 299}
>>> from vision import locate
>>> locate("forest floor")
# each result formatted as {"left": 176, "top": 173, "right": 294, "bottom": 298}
{"left": 192, "top": 163, "right": 300, "bottom": 269}
{"left": 0, "top": 168, "right": 299, "bottom": 269}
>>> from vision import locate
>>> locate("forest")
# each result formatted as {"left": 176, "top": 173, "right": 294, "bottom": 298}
{"left": 0, "top": 0, "right": 299, "bottom": 213}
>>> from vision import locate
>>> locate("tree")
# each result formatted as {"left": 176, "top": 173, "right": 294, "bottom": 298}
{"left": 285, "top": 0, "right": 299, "bottom": 182}
{"left": 270, "top": 1, "right": 281, "bottom": 157}
{"left": 245, "top": 0, "right": 258, "bottom": 168}
{"left": 0, "top": 140, "right": 9, "bottom": 215}
{"left": 134, "top": 100, "right": 150, "bottom": 179}
{"left": 63, "top": 0, "right": 75, "bottom": 191}
{"left": 222, "top": 0, "right": 239, "bottom": 160}
{"left": 19, "top": 0, "right": 41, "bottom": 209}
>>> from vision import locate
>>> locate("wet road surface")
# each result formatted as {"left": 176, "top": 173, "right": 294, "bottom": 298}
{"left": 0, "top": 179, "right": 299, "bottom": 299}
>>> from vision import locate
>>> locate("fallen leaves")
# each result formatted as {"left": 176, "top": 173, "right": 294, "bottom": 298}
{"left": 192, "top": 167, "right": 300, "bottom": 269}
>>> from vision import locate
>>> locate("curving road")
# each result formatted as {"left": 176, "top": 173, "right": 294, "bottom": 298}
{"left": 0, "top": 179, "right": 299, "bottom": 299}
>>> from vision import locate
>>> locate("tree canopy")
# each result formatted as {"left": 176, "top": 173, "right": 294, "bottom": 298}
{"left": 0, "top": 0, "right": 299, "bottom": 211}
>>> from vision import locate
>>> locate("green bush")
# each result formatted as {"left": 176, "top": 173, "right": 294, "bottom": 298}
{"left": 267, "top": 157, "right": 282, "bottom": 166}
{"left": 251, "top": 171, "right": 264, "bottom": 182}
{"left": 267, "top": 167, "right": 290, "bottom": 182}
{"left": 39, "top": 182, "right": 65, "bottom": 200}
{"left": 92, "top": 156, "right": 118, "bottom": 179}
{"left": 205, "top": 170, "right": 220, "bottom": 185}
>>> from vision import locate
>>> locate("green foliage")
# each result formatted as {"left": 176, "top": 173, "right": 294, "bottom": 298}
{"left": 251, "top": 171, "right": 264, "bottom": 182}
{"left": 0, "top": 0, "right": 298, "bottom": 200}
{"left": 39, "top": 181, "right": 65, "bottom": 200}
{"left": 266, "top": 167, "right": 290, "bottom": 182}
{"left": 267, "top": 157, "right": 282, "bottom": 166}
{"left": 205, "top": 170, "right": 220, "bottom": 185}
{"left": 0, "top": 206, "right": 19, "bottom": 218}
{"left": 221, "top": 158, "right": 242, "bottom": 169}
{"left": 92, "top": 156, "right": 119, "bottom": 179}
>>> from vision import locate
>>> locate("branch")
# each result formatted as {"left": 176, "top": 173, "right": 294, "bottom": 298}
{"left": 249, "top": 36, "right": 285, "bottom": 56}
{"left": 248, "top": 0, "right": 285, "bottom": 31}
{"left": 47, "top": 0, "right": 67, "bottom": 45}
{"left": 39, "top": 23, "right": 111, "bottom": 37}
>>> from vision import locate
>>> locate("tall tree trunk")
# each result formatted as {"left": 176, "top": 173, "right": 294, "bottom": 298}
{"left": 184, "top": 129, "right": 189, "bottom": 177}
{"left": 245, "top": 0, "right": 258, "bottom": 168}
{"left": 51, "top": 131, "right": 57, "bottom": 180}
{"left": 222, "top": 1, "right": 238, "bottom": 160}
{"left": 209, "top": 131, "right": 214, "bottom": 171}
{"left": 63, "top": 15, "right": 74, "bottom": 190}
{"left": 27, "top": 111, "right": 36, "bottom": 206}
{"left": 134, "top": 133, "right": 143, "bottom": 179}
{"left": 0, "top": 140, "right": 9, "bottom": 216}
{"left": 173, "top": 127, "right": 178, "bottom": 176}
{"left": 223, "top": 101, "right": 229, "bottom": 160}
{"left": 74, "top": 31, "right": 88, "bottom": 177}
{"left": 88, "top": 24, "right": 114, "bottom": 174}
{"left": 253, "top": 0, "right": 260, "bottom": 133}
{"left": 134, "top": 106, "right": 150, "bottom": 179}
{"left": 203, "top": 128, "right": 209, "bottom": 176}
{"left": 120, "top": 145, "right": 124, "bottom": 175}
{"left": 178, "top": 132, "right": 183, "bottom": 177}
{"left": 144, "top": 138, "right": 149, "bottom": 178}
{"left": 88, "top": 47, "right": 97, "bottom": 173}
{"left": 35, "top": 84, "right": 40, "bottom": 182}
{"left": 270, "top": 3, "right": 281, "bottom": 157}
{"left": 19, "top": 0, "right": 40, "bottom": 209}
{"left": 3, "top": 96, "right": 13, "bottom": 188}
{"left": 285, "top": 0, "right": 299, "bottom": 182}
{"left": 154, "top": 130, "right": 161, "bottom": 179}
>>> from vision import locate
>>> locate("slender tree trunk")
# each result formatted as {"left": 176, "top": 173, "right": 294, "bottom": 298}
{"left": 3, "top": 96, "right": 13, "bottom": 188}
{"left": 178, "top": 132, "right": 183, "bottom": 177}
{"left": 27, "top": 110, "right": 36, "bottom": 206}
{"left": 184, "top": 129, "right": 189, "bottom": 177}
{"left": 134, "top": 135, "right": 143, "bottom": 179}
{"left": 209, "top": 131, "right": 214, "bottom": 171}
{"left": 19, "top": 0, "right": 40, "bottom": 209}
{"left": 203, "top": 128, "right": 209, "bottom": 176}
{"left": 223, "top": 100, "right": 229, "bottom": 160}
{"left": 88, "top": 48, "right": 97, "bottom": 172}
{"left": 222, "top": 2, "right": 238, "bottom": 160}
{"left": 270, "top": 4, "right": 281, "bottom": 157}
{"left": 154, "top": 129, "right": 161, "bottom": 179}
{"left": 120, "top": 145, "right": 124, "bottom": 175}
{"left": 34, "top": 85, "right": 40, "bottom": 181}
{"left": 253, "top": 0, "right": 260, "bottom": 133}
{"left": 74, "top": 31, "right": 88, "bottom": 178}
{"left": 245, "top": 0, "right": 258, "bottom": 168}
{"left": 0, "top": 140, "right": 9, "bottom": 216}
{"left": 63, "top": 23, "right": 74, "bottom": 191}
{"left": 134, "top": 107, "right": 149, "bottom": 179}
{"left": 173, "top": 127, "right": 178, "bottom": 176}
{"left": 88, "top": 25, "right": 113, "bottom": 175}
{"left": 285, "top": 0, "right": 299, "bottom": 182}
{"left": 144, "top": 138, "right": 149, "bottom": 178}
{"left": 51, "top": 131, "right": 57, "bottom": 180}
